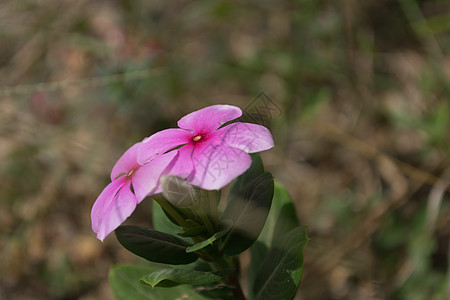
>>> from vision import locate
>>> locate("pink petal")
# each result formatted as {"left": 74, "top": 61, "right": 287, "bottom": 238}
{"left": 166, "top": 144, "right": 195, "bottom": 182}
{"left": 138, "top": 128, "right": 192, "bottom": 164}
{"left": 132, "top": 150, "right": 178, "bottom": 202}
{"left": 211, "top": 122, "right": 274, "bottom": 153}
{"left": 110, "top": 143, "right": 140, "bottom": 181}
{"left": 190, "top": 141, "right": 252, "bottom": 190}
{"left": 91, "top": 178, "right": 137, "bottom": 241}
{"left": 91, "top": 178, "right": 125, "bottom": 235}
{"left": 177, "top": 105, "right": 242, "bottom": 134}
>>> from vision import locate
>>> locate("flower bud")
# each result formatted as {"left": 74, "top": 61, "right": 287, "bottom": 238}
{"left": 161, "top": 175, "right": 198, "bottom": 207}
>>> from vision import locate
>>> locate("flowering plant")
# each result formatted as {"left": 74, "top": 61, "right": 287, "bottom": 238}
{"left": 92, "top": 105, "right": 308, "bottom": 300}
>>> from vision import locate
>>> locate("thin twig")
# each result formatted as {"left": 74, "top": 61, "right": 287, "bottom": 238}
{"left": 0, "top": 67, "right": 163, "bottom": 97}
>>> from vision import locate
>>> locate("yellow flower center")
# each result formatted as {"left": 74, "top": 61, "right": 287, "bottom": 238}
{"left": 192, "top": 135, "right": 202, "bottom": 142}
{"left": 126, "top": 168, "right": 136, "bottom": 178}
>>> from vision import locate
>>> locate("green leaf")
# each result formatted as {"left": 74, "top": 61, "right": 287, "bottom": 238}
{"left": 221, "top": 172, "right": 274, "bottom": 256}
{"left": 115, "top": 226, "right": 199, "bottom": 265}
{"left": 186, "top": 219, "right": 233, "bottom": 253}
{"left": 252, "top": 227, "right": 309, "bottom": 300}
{"left": 109, "top": 264, "right": 212, "bottom": 300}
{"left": 140, "top": 268, "right": 230, "bottom": 288}
{"left": 227, "top": 153, "right": 265, "bottom": 200}
{"left": 260, "top": 182, "right": 300, "bottom": 246}
{"left": 248, "top": 181, "right": 300, "bottom": 298}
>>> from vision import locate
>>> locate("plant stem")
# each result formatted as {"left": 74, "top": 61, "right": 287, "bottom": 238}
{"left": 197, "top": 206, "right": 215, "bottom": 235}
{"left": 227, "top": 274, "right": 246, "bottom": 300}
{"left": 206, "top": 189, "right": 220, "bottom": 226}
{"left": 211, "top": 255, "right": 246, "bottom": 300}
{"left": 152, "top": 195, "right": 188, "bottom": 227}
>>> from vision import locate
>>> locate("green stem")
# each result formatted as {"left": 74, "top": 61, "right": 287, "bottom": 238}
{"left": 207, "top": 190, "right": 220, "bottom": 226}
{"left": 211, "top": 256, "right": 246, "bottom": 300}
{"left": 152, "top": 195, "right": 188, "bottom": 227}
{"left": 197, "top": 206, "right": 215, "bottom": 235}
{"left": 227, "top": 275, "right": 246, "bottom": 300}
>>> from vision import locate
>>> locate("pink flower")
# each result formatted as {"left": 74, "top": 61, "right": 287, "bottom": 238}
{"left": 91, "top": 143, "right": 177, "bottom": 241}
{"left": 138, "top": 105, "right": 274, "bottom": 190}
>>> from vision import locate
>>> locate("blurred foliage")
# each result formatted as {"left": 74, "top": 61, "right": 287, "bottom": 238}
{"left": 0, "top": 0, "right": 449, "bottom": 299}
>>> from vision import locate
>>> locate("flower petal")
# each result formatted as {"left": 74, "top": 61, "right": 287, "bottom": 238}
{"left": 110, "top": 143, "right": 140, "bottom": 181}
{"left": 177, "top": 105, "right": 242, "bottom": 134}
{"left": 91, "top": 178, "right": 137, "bottom": 241}
{"left": 212, "top": 122, "right": 274, "bottom": 153}
{"left": 189, "top": 142, "right": 252, "bottom": 190}
{"left": 138, "top": 128, "right": 192, "bottom": 164}
{"left": 132, "top": 150, "right": 178, "bottom": 202}
{"left": 167, "top": 144, "right": 195, "bottom": 182}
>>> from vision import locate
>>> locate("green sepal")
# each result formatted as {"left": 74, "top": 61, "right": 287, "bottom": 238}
{"left": 186, "top": 219, "right": 233, "bottom": 253}
{"left": 178, "top": 225, "right": 208, "bottom": 237}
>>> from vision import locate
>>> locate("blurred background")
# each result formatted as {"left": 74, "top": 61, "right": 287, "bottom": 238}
{"left": 1, "top": 0, "right": 449, "bottom": 299}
